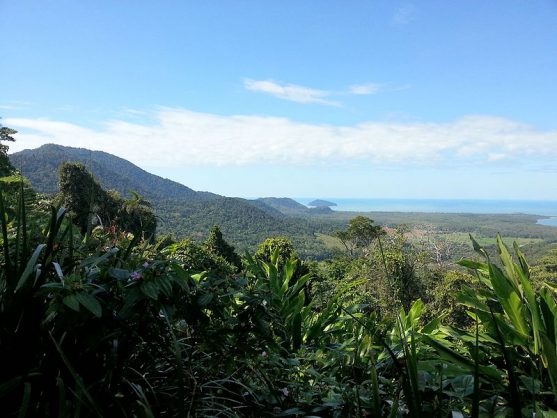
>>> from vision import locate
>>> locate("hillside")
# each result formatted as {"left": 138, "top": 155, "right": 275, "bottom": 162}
{"left": 257, "top": 197, "right": 310, "bottom": 215}
{"left": 9, "top": 144, "right": 332, "bottom": 256}
{"left": 10, "top": 144, "right": 216, "bottom": 201}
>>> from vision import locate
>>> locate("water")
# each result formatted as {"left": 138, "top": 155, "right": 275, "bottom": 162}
{"left": 537, "top": 217, "right": 557, "bottom": 227}
{"left": 294, "top": 198, "right": 557, "bottom": 217}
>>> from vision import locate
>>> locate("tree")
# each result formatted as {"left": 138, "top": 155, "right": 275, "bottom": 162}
{"left": 255, "top": 236, "right": 298, "bottom": 267}
{"left": 255, "top": 236, "right": 310, "bottom": 284}
{"left": 334, "top": 216, "right": 384, "bottom": 257}
{"left": 530, "top": 245, "right": 557, "bottom": 289}
{"left": 58, "top": 163, "right": 116, "bottom": 234}
{"left": 165, "top": 238, "right": 236, "bottom": 277}
{"left": 0, "top": 122, "right": 17, "bottom": 176}
{"left": 204, "top": 225, "right": 241, "bottom": 270}
{"left": 118, "top": 191, "right": 157, "bottom": 240}
{"left": 58, "top": 163, "right": 156, "bottom": 238}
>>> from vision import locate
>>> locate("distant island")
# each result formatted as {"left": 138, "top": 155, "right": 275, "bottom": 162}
{"left": 308, "top": 199, "right": 337, "bottom": 208}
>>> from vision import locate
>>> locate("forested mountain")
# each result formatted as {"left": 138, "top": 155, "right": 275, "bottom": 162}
{"left": 9, "top": 144, "right": 334, "bottom": 256}
{"left": 256, "top": 197, "right": 310, "bottom": 215}
{"left": 10, "top": 144, "right": 216, "bottom": 200}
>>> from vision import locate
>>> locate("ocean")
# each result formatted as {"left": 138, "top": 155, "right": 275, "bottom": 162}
{"left": 294, "top": 198, "right": 557, "bottom": 225}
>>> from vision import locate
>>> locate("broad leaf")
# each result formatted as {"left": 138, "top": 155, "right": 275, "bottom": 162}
{"left": 75, "top": 292, "right": 102, "bottom": 317}
{"left": 63, "top": 294, "right": 81, "bottom": 312}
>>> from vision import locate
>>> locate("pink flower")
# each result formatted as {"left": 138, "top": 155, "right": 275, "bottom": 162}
{"left": 130, "top": 271, "right": 142, "bottom": 281}
{"left": 280, "top": 387, "right": 289, "bottom": 397}
{"left": 261, "top": 351, "right": 267, "bottom": 357}
{"left": 142, "top": 262, "right": 149, "bottom": 268}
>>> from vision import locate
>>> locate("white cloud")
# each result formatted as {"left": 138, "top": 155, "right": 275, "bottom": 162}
{"left": 392, "top": 4, "right": 416, "bottom": 26}
{"left": 488, "top": 153, "right": 508, "bottom": 162}
{"left": 349, "top": 83, "right": 380, "bottom": 95}
{"left": 244, "top": 79, "right": 339, "bottom": 105}
{"left": 244, "top": 79, "right": 391, "bottom": 104}
{"left": 6, "top": 109, "right": 557, "bottom": 170}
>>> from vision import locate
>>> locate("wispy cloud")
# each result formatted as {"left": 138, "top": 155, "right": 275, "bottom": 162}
{"left": 392, "top": 4, "right": 416, "bottom": 26}
{"left": 244, "top": 79, "right": 397, "bottom": 105}
{"left": 244, "top": 79, "right": 339, "bottom": 106}
{"left": 349, "top": 83, "right": 381, "bottom": 95}
{"left": 6, "top": 109, "right": 557, "bottom": 170}
{"left": 0, "top": 101, "right": 32, "bottom": 111}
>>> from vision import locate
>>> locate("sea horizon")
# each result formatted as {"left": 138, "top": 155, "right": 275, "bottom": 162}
{"left": 292, "top": 197, "right": 557, "bottom": 218}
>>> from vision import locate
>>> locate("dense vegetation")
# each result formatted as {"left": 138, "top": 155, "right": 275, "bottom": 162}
{"left": 4, "top": 129, "right": 557, "bottom": 416}
{"left": 10, "top": 144, "right": 340, "bottom": 258}
{"left": 11, "top": 144, "right": 557, "bottom": 262}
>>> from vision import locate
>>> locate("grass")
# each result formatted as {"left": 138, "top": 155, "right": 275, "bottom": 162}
{"left": 315, "top": 232, "right": 345, "bottom": 251}
{"left": 440, "top": 232, "right": 543, "bottom": 247}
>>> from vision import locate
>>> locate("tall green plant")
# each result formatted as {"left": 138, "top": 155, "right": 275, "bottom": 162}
{"left": 245, "top": 250, "right": 312, "bottom": 351}
{"left": 451, "top": 235, "right": 557, "bottom": 415}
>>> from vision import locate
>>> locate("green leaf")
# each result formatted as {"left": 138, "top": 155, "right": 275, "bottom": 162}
{"left": 291, "top": 312, "right": 302, "bottom": 350}
{"left": 108, "top": 267, "right": 130, "bottom": 280}
{"left": 407, "top": 299, "right": 424, "bottom": 328}
{"left": 63, "top": 294, "right": 80, "bottom": 312}
{"left": 457, "top": 259, "right": 487, "bottom": 271}
{"left": 75, "top": 292, "right": 102, "bottom": 317}
{"left": 541, "top": 333, "right": 557, "bottom": 399}
{"left": 540, "top": 288, "right": 557, "bottom": 344}
{"left": 488, "top": 264, "right": 529, "bottom": 336}
{"left": 191, "top": 272, "right": 207, "bottom": 283}
{"left": 422, "top": 335, "right": 501, "bottom": 381}
{"left": 52, "top": 262, "right": 64, "bottom": 281}
{"left": 469, "top": 234, "right": 487, "bottom": 258}
{"left": 41, "top": 282, "right": 65, "bottom": 289}
{"left": 157, "top": 276, "right": 172, "bottom": 296}
{"left": 422, "top": 316, "right": 443, "bottom": 334}
{"left": 140, "top": 281, "right": 159, "bottom": 299}
{"left": 290, "top": 273, "right": 312, "bottom": 296}
{"left": 198, "top": 292, "right": 213, "bottom": 306}
{"left": 515, "top": 258, "right": 542, "bottom": 354}
{"left": 449, "top": 374, "right": 475, "bottom": 398}
{"left": 15, "top": 244, "right": 46, "bottom": 292}
{"left": 497, "top": 235, "right": 520, "bottom": 291}
{"left": 457, "top": 287, "right": 490, "bottom": 312}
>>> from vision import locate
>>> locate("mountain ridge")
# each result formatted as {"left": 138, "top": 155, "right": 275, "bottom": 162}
{"left": 9, "top": 144, "right": 332, "bottom": 256}
{"left": 10, "top": 143, "right": 218, "bottom": 201}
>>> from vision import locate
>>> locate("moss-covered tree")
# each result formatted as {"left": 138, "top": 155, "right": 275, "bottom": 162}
{"left": 58, "top": 163, "right": 117, "bottom": 234}
{"left": 204, "top": 225, "right": 241, "bottom": 270}
{"left": 58, "top": 162, "right": 156, "bottom": 238}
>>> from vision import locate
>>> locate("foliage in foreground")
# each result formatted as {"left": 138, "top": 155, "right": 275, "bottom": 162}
{"left": 3, "top": 179, "right": 557, "bottom": 417}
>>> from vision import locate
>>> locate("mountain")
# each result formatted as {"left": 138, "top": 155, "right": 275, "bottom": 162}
{"left": 9, "top": 144, "right": 332, "bottom": 257}
{"left": 257, "top": 197, "right": 310, "bottom": 215}
{"left": 308, "top": 199, "right": 337, "bottom": 208}
{"left": 10, "top": 144, "right": 216, "bottom": 201}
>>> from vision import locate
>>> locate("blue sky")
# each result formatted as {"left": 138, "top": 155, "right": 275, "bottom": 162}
{"left": 1, "top": 1, "right": 557, "bottom": 199}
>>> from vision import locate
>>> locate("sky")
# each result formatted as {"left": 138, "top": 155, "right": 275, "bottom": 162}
{"left": 1, "top": 0, "right": 557, "bottom": 199}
